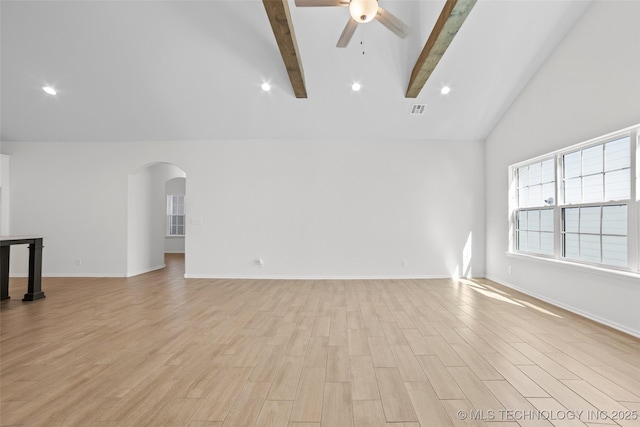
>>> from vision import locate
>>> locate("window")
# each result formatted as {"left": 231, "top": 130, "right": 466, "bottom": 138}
{"left": 167, "top": 194, "right": 185, "bottom": 236}
{"left": 562, "top": 137, "right": 630, "bottom": 204}
{"left": 562, "top": 205, "right": 627, "bottom": 266}
{"left": 510, "top": 125, "right": 639, "bottom": 274}
{"left": 560, "top": 136, "right": 631, "bottom": 267}
{"left": 516, "top": 209, "right": 554, "bottom": 255}
{"left": 517, "top": 159, "right": 556, "bottom": 208}
{"left": 514, "top": 159, "right": 556, "bottom": 256}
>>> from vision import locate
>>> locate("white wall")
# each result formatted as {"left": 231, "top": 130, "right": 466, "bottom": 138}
{"left": 0, "top": 154, "right": 10, "bottom": 234}
{"left": 127, "top": 163, "right": 185, "bottom": 276}
{"left": 7, "top": 143, "right": 129, "bottom": 276}
{"left": 127, "top": 165, "right": 153, "bottom": 276}
{"left": 165, "top": 176, "right": 186, "bottom": 254}
{"left": 4, "top": 138, "right": 485, "bottom": 279}
{"left": 184, "top": 139, "right": 485, "bottom": 279}
{"left": 485, "top": 1, "right": 640, "bottom": 336}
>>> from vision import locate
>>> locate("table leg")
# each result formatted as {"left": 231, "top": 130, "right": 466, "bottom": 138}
{"left": 1, "top": 245, "right": 9, "bottom": 300}
{"left": 23, "top": 239, "right": 45, "bottom": 301}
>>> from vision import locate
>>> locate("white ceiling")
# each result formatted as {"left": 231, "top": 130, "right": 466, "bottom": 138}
{"left": 0, "top": 0, "right": 591, "bottom": 143}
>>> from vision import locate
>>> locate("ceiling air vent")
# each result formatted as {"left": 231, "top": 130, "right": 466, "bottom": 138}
{"left": 410, "top": 104, "right": 426, "bottom": 115}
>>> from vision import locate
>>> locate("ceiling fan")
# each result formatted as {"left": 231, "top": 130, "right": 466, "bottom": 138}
{"left": 294, "top": 0, "right": 410, "bottom": 48}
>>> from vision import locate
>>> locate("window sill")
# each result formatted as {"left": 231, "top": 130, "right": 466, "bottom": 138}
{"left": 506, "top": 251, "right": 640, "bottom": 281}
{"left": 165, "top": 235, "right": 185, "bottom": 238}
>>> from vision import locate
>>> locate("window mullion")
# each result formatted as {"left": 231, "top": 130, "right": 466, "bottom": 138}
{"left": 600, "top": 205, "right": 604, "bottom": 264}
{"left": 628, "top": 130, "right": 639, "bottom": 270}
{"left": 554, "top": 154, "right": 563, "bottom": 258}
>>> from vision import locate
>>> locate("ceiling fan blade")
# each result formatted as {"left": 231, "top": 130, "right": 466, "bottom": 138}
{"left": 337, "top": 17, "right": 359, "bottom": 47}
{"left": 294, "top": 0, "right": 348, "bottom": 6}
{"left": 375, "top": 7, "right": 411, "bottom": 38}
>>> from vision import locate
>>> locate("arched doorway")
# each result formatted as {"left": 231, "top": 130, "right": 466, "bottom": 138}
{"left": 127, "top": 162, "right": 186, "bottom": 277}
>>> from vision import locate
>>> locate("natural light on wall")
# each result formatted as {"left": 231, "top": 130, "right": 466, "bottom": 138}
{"left": 453, "top": 232, "right": 473, "bottom": 280}
{"left": 463, "top": 232, "right": 472, "bottom": 278}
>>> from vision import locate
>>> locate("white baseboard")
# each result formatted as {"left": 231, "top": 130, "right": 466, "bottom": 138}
{"left": 11, "top": 273, "right": 127, "bottom": 278}
{"left": 183, "top": 274, "right": 450, "bottom": 280}
{"left": 486, "top": 275, "right": 640, "bottom": 339}
{"left": 10, "top": 264, "right": 166, "bottom": 279}
{"left": 14, "top": 271, "right": 447, "bottom": 281}
{"left": 126, "top": 264, "right": 166, "bottom": 278}
{"left": 47, "top": 273, "right": 127, "bottom": 278}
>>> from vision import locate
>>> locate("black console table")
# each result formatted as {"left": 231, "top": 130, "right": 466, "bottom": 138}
{"left": 0, "top": 236, "right": 46, "bottom": 301}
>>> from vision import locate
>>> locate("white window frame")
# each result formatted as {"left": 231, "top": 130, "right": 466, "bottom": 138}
{"left": 509, "top": 124, "right": 639, "bottom": 275}
{"left": 513, "top": 156, "right": 557, "bottom": 257}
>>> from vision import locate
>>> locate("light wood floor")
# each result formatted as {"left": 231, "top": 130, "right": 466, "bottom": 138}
{"left": 1, "top": 254, "right": 639, "bottom": 426}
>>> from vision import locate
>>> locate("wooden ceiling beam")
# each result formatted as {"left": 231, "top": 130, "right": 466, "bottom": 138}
{"left": 405, "top": 0, "right": 476, "bottom": 98}
{"left": 263, "top": 0, "right": 308, "bottom": 98}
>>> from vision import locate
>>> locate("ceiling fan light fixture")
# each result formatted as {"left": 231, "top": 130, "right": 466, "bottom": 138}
{"left": 261, "top": 82, "right": 271, "bottom": 91}
{"left": 351, "top": 82, "right": 361, "bottom": 91}
{"left": 349, "top": 0, "right": 378, "bottom": 24}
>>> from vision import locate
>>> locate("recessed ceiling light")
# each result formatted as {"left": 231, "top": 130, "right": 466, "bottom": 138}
{"left": 351, "top": 82, "right": 361, "bottom": 91}
{"left": 42, "top": 86, "right": 57, "bottom": 95}
{"left": 440, "top": 86, "right": 451, "bottom": 95}
{"left": 261, "top": 82, "right": 271, "bottom": 92}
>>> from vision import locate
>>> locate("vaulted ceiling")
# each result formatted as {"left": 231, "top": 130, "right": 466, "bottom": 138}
{"left": 0, "top": 0, "right": 591, "bottom": 142}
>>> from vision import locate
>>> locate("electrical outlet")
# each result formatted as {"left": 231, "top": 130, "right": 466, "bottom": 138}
{"left": 75, "top": 258, "right": 82, "bottom": 267}
{"left": 508, "top": 265, "right": 512, "bottom": 274}
{"left": 255, "top": 258, "right": 264, "bottom": 267}
{"left": 401, "top": 259, "right": 408, "bottom": 268}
